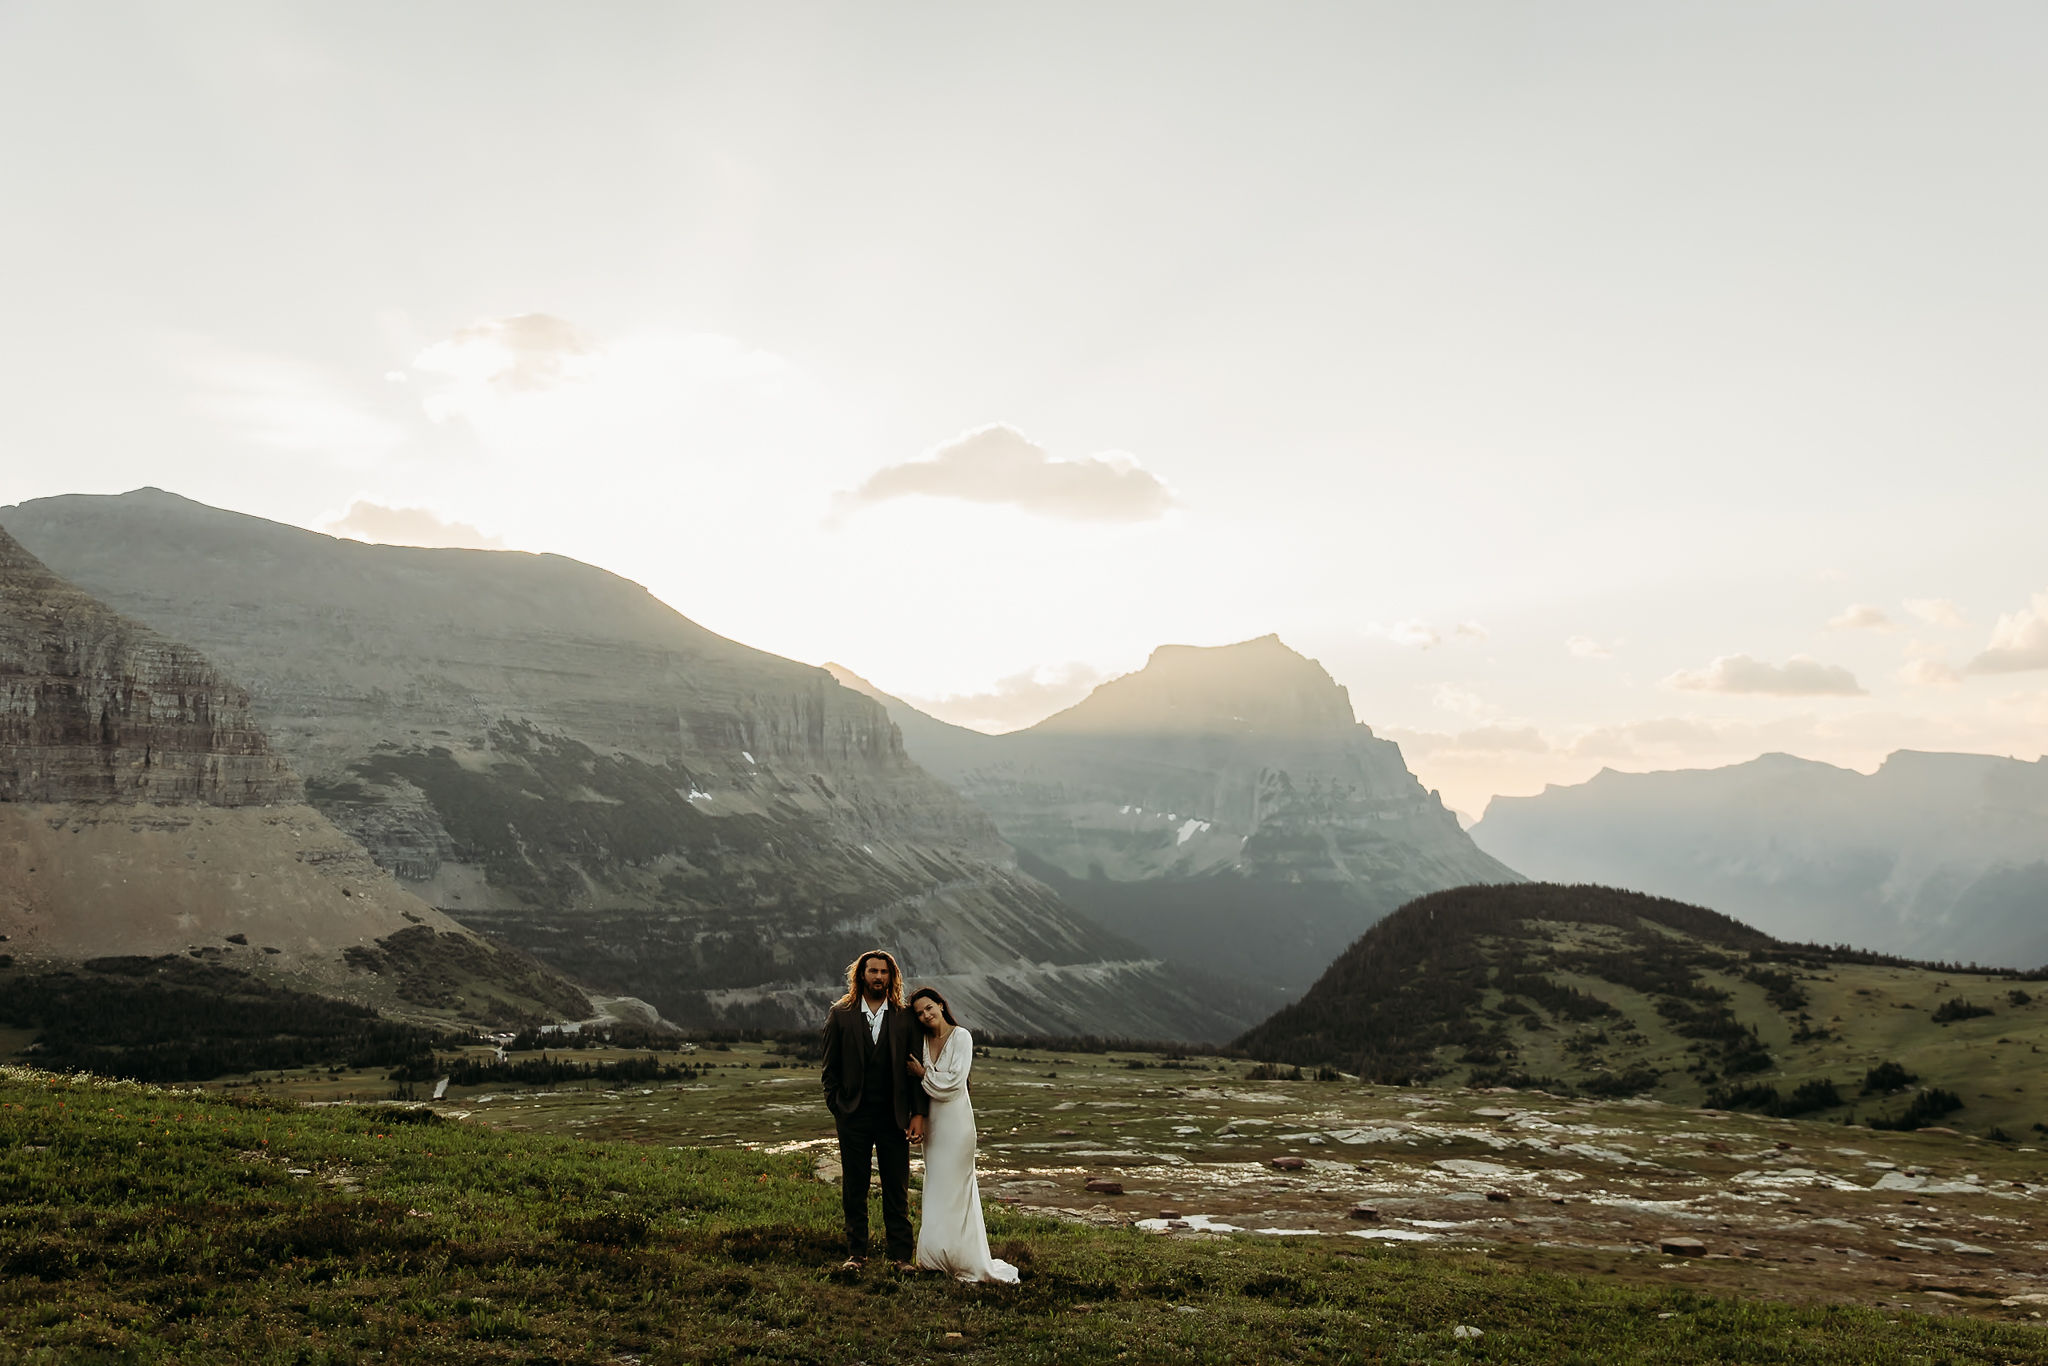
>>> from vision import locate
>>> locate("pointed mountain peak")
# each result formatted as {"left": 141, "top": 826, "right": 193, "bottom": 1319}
{"left": 1032, "top": 634, "right": 1356, "bottom": 736}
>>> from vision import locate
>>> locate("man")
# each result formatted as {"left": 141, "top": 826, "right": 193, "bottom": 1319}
{"left": 820, "top": 948, "right": 927, "bottom": 1270}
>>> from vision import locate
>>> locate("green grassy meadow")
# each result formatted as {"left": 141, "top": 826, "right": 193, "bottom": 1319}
{"left": 6, "top": 1064, "right": 2048, "bottom": 1365}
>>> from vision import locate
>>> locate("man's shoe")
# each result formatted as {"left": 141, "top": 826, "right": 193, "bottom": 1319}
{"left": 894, "top": 1260, "right": 919, "bottom": 1273}
{"left": 839, "top": 1257, "right": 865, "bottom": 1272}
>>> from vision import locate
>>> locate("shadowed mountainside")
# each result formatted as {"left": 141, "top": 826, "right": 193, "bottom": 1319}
{"left": 829, "top": 639, "right": 1521, "bottom": 1005}
{"left": 0, "top": 525, "right": 589, "bottom": 1026}
{"left": 1236, "top": 882, "right": 2048, "bottom": 1135}
{"left": 3, "top": 490, "right": 1243, "bottom": 1040}
{"left": 1471, "top": 752, "right": 2048, "bottom": 971}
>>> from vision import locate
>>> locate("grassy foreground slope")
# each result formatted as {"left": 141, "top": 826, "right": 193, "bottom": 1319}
{"left": 4, "top": 1068, "right": 2044, "bottom": 1365}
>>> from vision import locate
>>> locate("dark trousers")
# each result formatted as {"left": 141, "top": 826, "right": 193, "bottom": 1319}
{"left": 835, "top": 1098, "right": 911, "bottom": 1259}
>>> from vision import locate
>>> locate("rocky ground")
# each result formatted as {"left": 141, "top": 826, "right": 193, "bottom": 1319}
{"left": 214, "top": 1041, "right": 2048, "bottom": 1325}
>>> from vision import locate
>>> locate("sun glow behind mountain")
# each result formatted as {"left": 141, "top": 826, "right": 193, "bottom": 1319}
{"left": 4, "top": 6, "right": 2047, "bottom": 815}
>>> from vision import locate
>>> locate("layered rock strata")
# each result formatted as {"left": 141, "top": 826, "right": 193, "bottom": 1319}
{"left": 0, "top": 524, "right": 591, "bottom": 1025}
{"left": 0, "top": 527, "right": 298, "bottom": 806}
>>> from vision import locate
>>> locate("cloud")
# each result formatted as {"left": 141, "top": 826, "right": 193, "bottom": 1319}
{"left": 903, "top": 662, "right": 1108, "bottom": 732}
{"left": 324, "top": 500, "right": 505, "bottom": 550}
{"left": 180, "top": 338, "right": 406, "bottom": 465}
{"left": 1664, "top": 653, "right": 1867, "bottom": 697}
{"left": 1371, "top": 621, "right": 1440, "bottom": 649}
{"left": 1898, "top": 657, "right": 1961, "bottom": 687}
{"left": 1385, "top": 724, "right": 1551, "bottom": 758}
{"left": 1826, "top": 603, "right": 1896, "bottom": 632}
{"left": 413, "top": 314, "right": 597, "bottom": 401}
{"left": 1566, "top": 635, "right": 1616, "bottom": 659}
{"left": 1903, "top": 597, "right": 1968, "bottom": 628}
{"left": 1964, "top": 591, "right": 2048, "bottom": 675}
{"left": 840, "top": 425, "right": 1174, "bottom": 522}
{"left": 409, "top": 316, "right": 792, "bottom": 443}
{"left": 1431, "top": 685, "right": 1499, "bottom": 719}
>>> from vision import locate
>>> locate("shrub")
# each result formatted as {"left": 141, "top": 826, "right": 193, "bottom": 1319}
{"left": 1932, "top": 998, "right": 1993, "bottom": 1024}
{"left": 1861, "top": 1061, "right": 1917, "bottom": 1094}
{"left": 1578, "top": 1067, "right": 1662, "bottom": 1098}
{"left": 1869, "top": 1088, "right": 1964, "bottom": 1130}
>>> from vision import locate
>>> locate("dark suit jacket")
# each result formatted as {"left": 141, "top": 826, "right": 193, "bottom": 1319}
{"left": 820, "top": 999, "right": 929, "bottom": 1130}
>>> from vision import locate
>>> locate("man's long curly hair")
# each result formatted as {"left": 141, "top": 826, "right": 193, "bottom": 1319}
{"left": 834, "top": 949, "right": 906, "bottom": 1010}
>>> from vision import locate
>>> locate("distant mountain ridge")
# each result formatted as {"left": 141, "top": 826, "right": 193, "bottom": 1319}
{"left": 1471, "top": 751, "right": 2048, "bottom": 970}
{"left": 830, "top": 636, "right": 1521, "bottom": 1002}
{"left": 3, "top": 489, "right": 1241, "bottom": 1040}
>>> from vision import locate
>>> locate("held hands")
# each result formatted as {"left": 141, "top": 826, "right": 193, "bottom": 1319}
{"left": 907, "top": 1114, "right": 926, "bottom": 1145}
{"left": 905, "top": 1055, "right": 926, "bottom": 1079}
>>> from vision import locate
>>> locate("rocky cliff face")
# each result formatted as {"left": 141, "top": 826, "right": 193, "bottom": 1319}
{"left": 830, "top": 636, "right": 1522, "bottom": 1003}
{"left": 0, "top": 522, "right": 591, "bottom": 1025}
{"left": 1471, "top": 750, "right": 2048, "bottom": 970}
{"left": 4, "top": 490, "right": 1242, "bottom": 1040}
{"left": 0, "top": 527, "right": 299, "bottom": 806}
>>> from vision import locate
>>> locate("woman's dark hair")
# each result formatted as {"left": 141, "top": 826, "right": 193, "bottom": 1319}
{"left": 907, "top": 987, "right": 959, "bottom": 1031}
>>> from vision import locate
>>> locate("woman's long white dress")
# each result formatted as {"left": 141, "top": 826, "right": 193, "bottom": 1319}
{"left": 914, "top": 1027, "right": 1020, "bottom": 1284}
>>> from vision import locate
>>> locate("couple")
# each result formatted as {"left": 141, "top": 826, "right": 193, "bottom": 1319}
{"left": 820, "top": 949, "right": 1019, "bottom": 1285}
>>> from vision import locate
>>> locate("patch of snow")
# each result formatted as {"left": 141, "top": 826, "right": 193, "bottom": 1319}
{"left": 685, "top": 789, "right": 712, "bottom": 803}
{"left": 1136, "top": 1214, "right": 1243, "bottom": 1233}
{"left": 1348, "top": 1229, "right": 1439, "bottom": 1241}
{"left": 741, "top": 751, "right": 755, "bottom": 765}
{"left": 1176, "top": 818, "right": 1212, "bottom": 845}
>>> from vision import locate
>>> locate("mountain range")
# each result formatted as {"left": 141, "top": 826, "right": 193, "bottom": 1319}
{"left": 829, "top": 637, "right": 1520, "bottom": 1004}
{"left": 1471, "top": 752, "right": 2048, "bottom": 972}
{"left": 1, "top": 490, "right": 1239, "bottom": 1040}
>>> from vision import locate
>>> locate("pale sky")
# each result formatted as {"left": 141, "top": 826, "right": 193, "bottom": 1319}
{"left": 5, "top": 2, "right": 2046, "bottom": 816}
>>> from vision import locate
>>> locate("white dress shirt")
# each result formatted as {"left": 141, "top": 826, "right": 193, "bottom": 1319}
{"left": 860, "top": 997, "right": 887, "bottom": 1043}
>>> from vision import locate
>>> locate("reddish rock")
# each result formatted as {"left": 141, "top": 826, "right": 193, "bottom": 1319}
{"left": 1660, "top": 1236, "right": 1707, "bottom": 1257}
{"left": 1347, "top": 1205, "right": 1379, "bottom": 1221}
{"left": 1485, "top": 1190, "right": 1512, "bottom": 1203}
{"left": 1084, "top": 1179, "right": 1124, "bottom": 1195}
{"left": 1269, "top": 1156, "right": 1307, "bottom": 1171}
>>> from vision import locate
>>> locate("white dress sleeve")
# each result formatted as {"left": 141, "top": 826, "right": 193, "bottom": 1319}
{"left": 921, "top": 1028, "right": 973, "bottom": 1099}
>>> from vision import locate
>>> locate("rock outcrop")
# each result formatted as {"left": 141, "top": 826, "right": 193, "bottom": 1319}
{"left": 3, "top": 490, "right": 1242, "bottom": 1040}
{"left": 1471, "top": 750, "right": 2048, "bottom": 970}
{"left": 830, "top": 636, "right": 1522, "bottom": 1003}
{"left": 0, "top": 527, "right": 298, "bottom": 806}
{"left": 0, "top": 524, "right": 591, "bottom": 1025}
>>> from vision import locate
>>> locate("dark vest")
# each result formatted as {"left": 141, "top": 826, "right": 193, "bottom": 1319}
{"left": 859, "top": 1013, "right": 892, "bottom": 1110}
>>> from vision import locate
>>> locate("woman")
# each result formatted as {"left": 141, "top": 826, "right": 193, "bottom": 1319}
{"left": 904, "top": 986, "right": 1020, "bottom": 1284}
